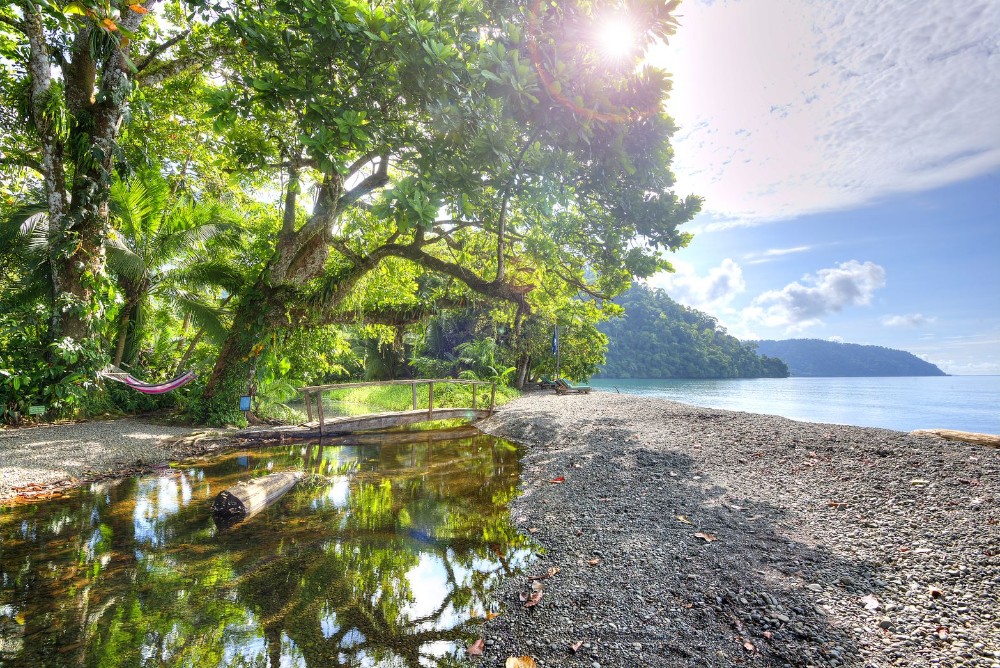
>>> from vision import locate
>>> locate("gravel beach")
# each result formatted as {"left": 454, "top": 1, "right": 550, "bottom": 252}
{"left": 0, "top": 418, "right": 218, "bottom": 502}
{"left": 1, "top": 397, "right": 996, "bottom": 667}
{"left": 476, "top": 392, "right": 999, "bottom": 668}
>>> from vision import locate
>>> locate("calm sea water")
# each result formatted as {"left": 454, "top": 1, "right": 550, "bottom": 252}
{"left": 589, "top": 376, "right": 1000, "bottom": 434}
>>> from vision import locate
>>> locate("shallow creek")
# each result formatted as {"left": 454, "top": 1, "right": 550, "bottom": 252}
{"left": 0, "top": 427, "right": 532, "bottom": 667}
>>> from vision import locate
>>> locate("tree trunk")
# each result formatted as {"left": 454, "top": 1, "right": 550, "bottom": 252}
{"left": 515, "top": 353, "right": 531, "bottom": 390}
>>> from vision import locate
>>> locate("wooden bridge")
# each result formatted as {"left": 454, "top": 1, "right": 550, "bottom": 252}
{"left": 294, "top": 379, "right": 497, "bottom": 437}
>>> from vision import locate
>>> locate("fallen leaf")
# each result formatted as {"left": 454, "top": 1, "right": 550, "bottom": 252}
{"left": 569, "top": 641, "right": 583, "bottom": 653}
{"left": 676, "top": 515, "right": 692, "bottom": 524}
{"left": 467, "top": 638, "right": 485, "bottom": 656}
{"left": 572, "top": 462, "right": 582, "bottom": 468}
{"left": 587, "top": 558, "right": 600, "bottom": 566}
{"left": 743, "top": 641, "right": 755, "bottom": 652}
{"left": 860, "top": 594, "right": 880, "bottom": 610}
{"left": 485, "top": 611, "right": 500, "bottom": 621}
{"left": 527, "top": 566, "right": 560, "bottom": 581}
{"left": 911, "top": 479, "right": 930, "bottom": 485}
{"left": 531, "top": 581, "right": 544, "bottom": 592}
{"left": 694, "top": 532, "right": 717, "bottom": 543}
{"left": 528, "top": 527, "right": 539, "bottom": 534}
{"left": 762, "top": 631, "right": 773, "bottom": 640}
{"left": 505, "top": 657, "right": 537, "bottom": 668}
{"left": 523, "top": 591, "right": 543, "bottom": 608}
{"left": 548, "top": 476, "right": 565, "bottom": 484}
{"left": 547, "top": 566, "right": 561, "bottom": 577}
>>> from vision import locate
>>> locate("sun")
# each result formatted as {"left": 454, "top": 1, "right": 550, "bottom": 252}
{"left": 595, "top": 16, "right": 638, "bottom": 61}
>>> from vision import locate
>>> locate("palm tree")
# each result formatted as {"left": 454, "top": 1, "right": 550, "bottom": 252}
{"left": 105, "top": 172, "right": 238, "bottom": 369}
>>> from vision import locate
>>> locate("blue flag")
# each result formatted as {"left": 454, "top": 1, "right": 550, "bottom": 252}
{"left": 552, "top": 326, "right": 558, "bottom": 355}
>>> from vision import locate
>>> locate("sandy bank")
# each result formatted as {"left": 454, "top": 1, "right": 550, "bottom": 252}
{"left": 0, "top": 418, "right": 228, "bottom": 502}
{"left": 475, "top": 392, "right": 999, "bottom": 668}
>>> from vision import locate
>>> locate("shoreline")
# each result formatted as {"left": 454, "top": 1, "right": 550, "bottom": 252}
{"left": 1, "top": 396, "right": 997, "bottom": 667}
{"left": 475, "top": 393, "right": 999, "bottom": 667}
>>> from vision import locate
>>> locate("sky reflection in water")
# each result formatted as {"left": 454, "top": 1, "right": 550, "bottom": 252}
{"left": 0, "top": 428, "right": 531, "bottom": 667}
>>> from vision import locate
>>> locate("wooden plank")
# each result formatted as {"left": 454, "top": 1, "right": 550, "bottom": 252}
{"left": 316, "top": 391, "right": 325, "bottom": 436}
{"left": 428, "top": 381, "right": 434, "bottom": 419}
{"left": 412, "top": 382, "right": 418, "bottom": 410}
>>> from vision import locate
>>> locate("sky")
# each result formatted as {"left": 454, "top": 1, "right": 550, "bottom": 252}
{"left": 637, "top": 0, "right": 1000, "bottom": 375}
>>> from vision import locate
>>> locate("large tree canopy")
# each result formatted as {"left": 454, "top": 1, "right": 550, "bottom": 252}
{"left": 1, "top": 0, "right": 701, "bottom": 424}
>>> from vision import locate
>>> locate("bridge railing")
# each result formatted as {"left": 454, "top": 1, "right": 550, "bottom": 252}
{"left": 297, "top": 379, "right": 497, "bottom": 433}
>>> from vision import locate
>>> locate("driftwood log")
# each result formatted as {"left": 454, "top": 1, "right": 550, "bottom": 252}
{"left": 911, "top": 429, "right": 1000, "bottom": 448}
{"left": 211, "top": 471, "right": 303, "bottom": 526}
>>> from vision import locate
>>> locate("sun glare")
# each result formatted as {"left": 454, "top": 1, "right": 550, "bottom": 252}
{"left": 596, "top": 16, "right": 638, "bottom": 61}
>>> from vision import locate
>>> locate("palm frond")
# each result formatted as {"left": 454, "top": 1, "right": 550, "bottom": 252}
{"left": 172, "top": 292, "right": 231, "bottom": 342}
{"left": 173, "top": 260, "right": 248, "bottom": 294}
{"left": 106, "top": 242, "right": 148, "bottom": 286}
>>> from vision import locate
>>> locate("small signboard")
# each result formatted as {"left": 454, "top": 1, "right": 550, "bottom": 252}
{"left": 238, "top": 395, "right": 253, "bottom": 412}
{"left": 28, "top": 405, "right": 46, "bottom": 416}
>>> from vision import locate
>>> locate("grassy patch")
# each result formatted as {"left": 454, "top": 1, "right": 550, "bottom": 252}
{"left": 325, "top": 382, "right": 519, "bottom": 412}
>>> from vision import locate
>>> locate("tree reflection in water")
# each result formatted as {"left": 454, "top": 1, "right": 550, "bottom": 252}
{"left": 0, "top": 428, "right": 532, "bottom": 667}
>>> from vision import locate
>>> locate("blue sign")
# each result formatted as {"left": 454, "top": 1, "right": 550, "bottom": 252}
{"left": 239, "top": 395, "right": 252, "bottom": 412}
{"left": 551, "top": 326, "right": 558, "bottom": 355}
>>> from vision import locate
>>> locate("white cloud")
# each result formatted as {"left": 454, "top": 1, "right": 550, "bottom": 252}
{"left": 646, "top": 258, "right": 746, "bottom": 311}
{"left": 744, "top": 245, "right": 816, "bottom": 264}
{"left": 743, "top": 260, "right": 886, "bottom": 330}
{"left": 828, "top": 335, "right": 845, "bottom": 343}
{"left": 656, "top": 0, "right": 1000, "bottom": 224}
{"left": 881, "top": 313, "right": 936, "bottom": 327}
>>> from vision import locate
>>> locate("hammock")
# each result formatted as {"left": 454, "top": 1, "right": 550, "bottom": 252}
{"left": 101, "top": 367, "right": 196, "bottom": 394}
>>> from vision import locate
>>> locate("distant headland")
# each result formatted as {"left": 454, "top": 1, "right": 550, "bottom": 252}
{"left": 751, "top": 339, "right": 947, "bottom": 377}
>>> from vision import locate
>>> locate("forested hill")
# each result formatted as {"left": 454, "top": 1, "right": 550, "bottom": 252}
{"left": 752, "top": 339, "right": 947, "bottom": 377}
{"left": 598, "top": 285, "right": 789, "bottom": 379}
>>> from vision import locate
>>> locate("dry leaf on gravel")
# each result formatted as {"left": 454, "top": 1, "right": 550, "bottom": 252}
{"left": 485, "top": 611, "right": 500, "bottom": 620}
{"left": 548, "top": 476, "right": 565, "bottom": 483}
{"left": 569, "top": 641, "right": 583, "bottom": 653}
{"left": 676, "top": 515, "right": 692, "bottom": 524}
{"left": 763, "top": 631, "right": 773, "bottom": 640}
{"left": 587, "top": 558, "right": 600, "bottom": 566}
{"left": 531, "top": 581, "right": 544, "bottom": 592}
{"left": 743, "top": 641, "right": 755, "bottom": 652}
{"left": 505, "top": 657, "right": 537, "bottom": 668}
{"left": 467, "top": 638, "right": 485, "bottom": 656}
{"left": 522, "top": 591, "right": 543, "bottom": 608}
{"left": 861, "top": 594, "right": 880, "bottom": 610}
{"left": 528, "top": 527, "right": 539, "bottom": 533}
{"left": 694, "top": 532, "right": 717, "bottom": 543}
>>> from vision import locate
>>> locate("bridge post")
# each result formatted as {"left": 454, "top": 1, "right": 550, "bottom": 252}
{"left": 428, "top": 381, "right": 434, "bottom": 418}
{"left": 489, "top": 382, "right": 496, "bottom": 414}
{"left": 316, "top": 390, "right": 326, "bottom": 435}
{"left": 412, "top": 381, "right": 418, "bottom": 410}
{"left": 304, "top": 390, "right": 313, "bottom": 422}
{"left": 472, "top": 383, "right": 477, "bottom": 409}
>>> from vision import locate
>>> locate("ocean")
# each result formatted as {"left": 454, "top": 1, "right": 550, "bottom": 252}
{"left": 588, "top": 376, "right": 1000, "bottom": 434}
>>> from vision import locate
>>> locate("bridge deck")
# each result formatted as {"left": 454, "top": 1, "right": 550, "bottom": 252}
{"left": 242, "top": 407, "right": 495, "bottom": 441}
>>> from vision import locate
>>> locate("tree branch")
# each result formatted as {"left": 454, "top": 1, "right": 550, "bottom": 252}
{"left": 337, "top": 154, "right": 389, "bottom": 210}
{"left": 136, "top": 29, "right": 191, "bottom": 73}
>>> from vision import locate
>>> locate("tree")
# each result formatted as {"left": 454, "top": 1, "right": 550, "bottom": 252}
{"left": 196, "top": 0, "right": 700, "bottom": 423}
{"left": 0, "top": 0, "right": 226, "bottom": 346}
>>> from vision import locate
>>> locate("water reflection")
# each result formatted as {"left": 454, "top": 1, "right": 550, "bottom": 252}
{"left": 0, "top": 428, "right": 531, "bottom": 667}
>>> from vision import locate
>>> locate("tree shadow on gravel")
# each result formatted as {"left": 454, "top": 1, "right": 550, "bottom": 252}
{"left": 482, "top": 410, "right": 897, "bottom": 668}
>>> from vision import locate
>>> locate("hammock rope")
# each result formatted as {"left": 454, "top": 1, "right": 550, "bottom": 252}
{"left": 101, "top": 367, "right": 196, "bottom": 394}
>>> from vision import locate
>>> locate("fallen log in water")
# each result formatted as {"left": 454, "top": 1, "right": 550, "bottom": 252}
{"left": 211, "top": 471, "right": 303, "bottom": 526}
{"left": 911, "top": 429, "right": 1000, "bottom": 448}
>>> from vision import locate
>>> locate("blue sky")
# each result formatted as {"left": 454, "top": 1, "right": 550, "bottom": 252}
{"left": 638, "top": 0, "right": 1000, "bottom": 374}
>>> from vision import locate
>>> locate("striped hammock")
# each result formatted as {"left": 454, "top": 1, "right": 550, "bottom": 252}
{"left": 101, "top": 367, "right": 196, "bottom": 394}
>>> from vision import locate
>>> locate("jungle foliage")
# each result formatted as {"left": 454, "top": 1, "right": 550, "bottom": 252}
{"left": 1, "top": 0, "right": 701, "bottom": 425}
{"left": 599, "top": 283, "right": 790, "bottom": 379}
